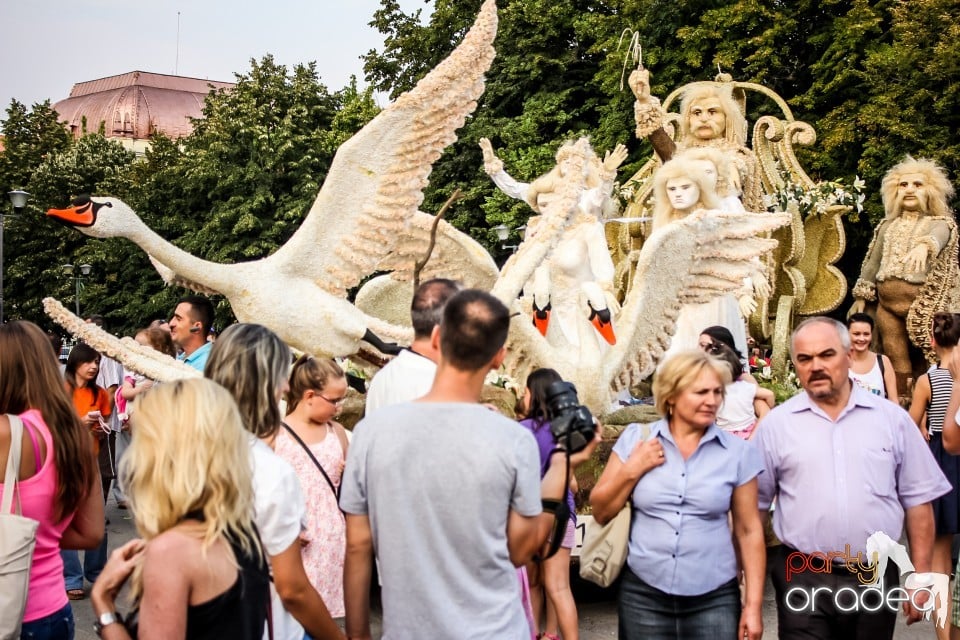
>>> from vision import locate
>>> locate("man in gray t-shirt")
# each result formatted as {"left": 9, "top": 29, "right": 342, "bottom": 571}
{"left": 341, "top": 290, "right": 599, "bottom": 640}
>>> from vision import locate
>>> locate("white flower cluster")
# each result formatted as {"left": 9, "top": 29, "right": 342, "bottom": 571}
{"left": 484, "top": 367, "right": 521, "bottom": 395}
{"left": 763, "top": 176, "right": 865, "bottom": 220}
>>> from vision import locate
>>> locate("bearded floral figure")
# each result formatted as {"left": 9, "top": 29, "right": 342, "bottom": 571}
{"left": 629, "top": 69, "right": 763, "bottom": 212}
{"left": 850, "top": 156, "right": 959, "bottom": 391}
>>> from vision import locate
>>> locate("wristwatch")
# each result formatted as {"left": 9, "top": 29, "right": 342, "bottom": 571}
{"left": 93, "top": 610, "right": 123, "bottom": 636}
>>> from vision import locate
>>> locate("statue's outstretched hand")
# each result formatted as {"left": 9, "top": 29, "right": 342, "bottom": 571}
{"left": 478, "top": 137, "right": 503, "bottom": 175}
{"left": 752, "top": 274, "right": 771, "bottom": 300}
{"left": 848, "top": 299, "right": 866, "bottom": 317}
{"left": 738, "top": 294, "right": 758, "bottom": 319}
{"left": 903, "top": 245, "right": 929, "bottom": 273}
{"left": 603, "top": 144, "right": 630, "bottom": 173}
{"left": 628, "top": 68, "right": 651, "bottom": 100}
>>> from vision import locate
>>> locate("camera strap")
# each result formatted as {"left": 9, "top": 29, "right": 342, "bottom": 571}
{"left": 538, "top": 451, "right": 572, "bottom": 561}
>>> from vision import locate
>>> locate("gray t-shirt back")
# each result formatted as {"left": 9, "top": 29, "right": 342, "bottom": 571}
{"left": 340, "top": 402, "right": 542, "bottom": 639}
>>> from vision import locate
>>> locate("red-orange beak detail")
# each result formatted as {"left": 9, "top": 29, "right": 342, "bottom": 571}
{"left": 532, "top": 300, "right": 551, "bottom": 337}
{"left": 47, "top": 201, "right": 96, "bottom": 227}
{"left": 588, "top": 303, "right": 617, "bottom": 345}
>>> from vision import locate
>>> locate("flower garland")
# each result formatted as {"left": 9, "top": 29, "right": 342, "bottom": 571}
{"left": 764, "top": 176, "right": 865, "bottom": 221}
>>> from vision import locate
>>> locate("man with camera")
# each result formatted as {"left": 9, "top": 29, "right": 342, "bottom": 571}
{"left": 340, "top": 289, "right": 600, "bottom": 640}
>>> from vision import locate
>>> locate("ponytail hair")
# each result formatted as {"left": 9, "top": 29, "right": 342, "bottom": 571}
{"left": 932, "top": 312, "right": 960, "bottom": 348}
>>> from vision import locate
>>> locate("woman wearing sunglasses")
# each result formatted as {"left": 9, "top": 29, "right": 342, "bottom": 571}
{"left": 205, "top": 324, "right": 342, "bottom": 640}
{"left": 697, "top": 326, "right": 774, "bottom": 440}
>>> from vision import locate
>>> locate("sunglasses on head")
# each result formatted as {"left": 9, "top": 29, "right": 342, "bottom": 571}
{"left": 701, "top": 341, "right": 725, "bottom": 355}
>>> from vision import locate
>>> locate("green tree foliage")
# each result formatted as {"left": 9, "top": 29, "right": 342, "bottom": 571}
{"left": 0, "top": 100, "right": 72, "bottom": 191}
{"left": 2, "top": 129, "right": 136, "bottom": 326}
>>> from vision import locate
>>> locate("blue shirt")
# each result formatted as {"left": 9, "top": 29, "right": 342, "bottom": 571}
{"left": 178, "top": 341, "right": 212, "bottom": 372}
{"left": 755, "top": 384, "right": 950, "bottom": 556}
{"left": 612, "top": 419, "right": 764, "bottom": 596}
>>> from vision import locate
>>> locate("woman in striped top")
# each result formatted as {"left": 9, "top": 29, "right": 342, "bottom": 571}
{"left": 909, "top": 311, "right": 960, "bottom": 640}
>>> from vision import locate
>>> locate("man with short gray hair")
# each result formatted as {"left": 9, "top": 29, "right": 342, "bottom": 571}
{"left": 755, "top": 316, "right": 949, "bottom": 638}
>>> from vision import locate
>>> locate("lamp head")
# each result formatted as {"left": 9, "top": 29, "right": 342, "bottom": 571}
{"left": 492, "top": 223, "right": 510, "bottom": 242}
{"left": 7, "top": 190, "right": 30, "bottom": 210}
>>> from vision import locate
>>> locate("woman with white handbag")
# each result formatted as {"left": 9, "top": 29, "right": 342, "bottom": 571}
{"left": 589, "top": 350, "right": 766, "bottom": 640}
{"left": 0, "top": 321, "right": 103, "bottom": 639}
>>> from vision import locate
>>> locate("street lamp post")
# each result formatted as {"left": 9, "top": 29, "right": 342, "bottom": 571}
{"left": 62, "top": 263, "right": 93, "bottom": 317}
{"left": 2, "top": 190, "right": 30, "bottom": 325}
{"left": 491, "top": 223, "right": 526, "bottom": 252}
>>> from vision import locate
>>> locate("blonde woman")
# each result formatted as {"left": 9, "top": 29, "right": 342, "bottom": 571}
{"left": 90, "top": 378, "right": 269, "bottom": 639}
{"left": 204, "top": 324, "right": 343, "bottom": 640}
{"left": 590, "top": 350, "right": 765, "bottom": 640}
{"left": 276, "top": 355, "right": 350, "bottom": 618}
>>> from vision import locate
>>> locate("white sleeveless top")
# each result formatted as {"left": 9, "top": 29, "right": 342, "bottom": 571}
{"left": 716, "top": 380, "right": 758, "bottom": 432}
{"left": 850, "top": 355, "right": 885, "bottom": 397}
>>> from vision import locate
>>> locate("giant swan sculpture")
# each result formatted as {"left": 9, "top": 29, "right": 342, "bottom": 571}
{"left": 478, "top": 139, "right": 790, "bottom": 410}
{"left": 47, "top": 0, "right": 499, "bottom": 359}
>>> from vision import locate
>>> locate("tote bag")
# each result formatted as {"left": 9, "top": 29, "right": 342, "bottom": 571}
{"left": 578, "top": 422, "right": 650, "bottom": 588}
{"left": 0, "top": 414, "right": 40, "bottom": 639}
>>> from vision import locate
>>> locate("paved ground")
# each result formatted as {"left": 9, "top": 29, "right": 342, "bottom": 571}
{"left": 69, "top": 499, "right": 937, "bottom": 638}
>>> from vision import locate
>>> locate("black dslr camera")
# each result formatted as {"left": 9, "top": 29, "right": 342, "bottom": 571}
{"left": 545, "top": 381, "right": 596, "bottom": 454}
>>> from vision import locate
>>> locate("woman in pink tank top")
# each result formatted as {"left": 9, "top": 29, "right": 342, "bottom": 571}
{"left": 0, "top": 322, "right": 103, "bottom": 639}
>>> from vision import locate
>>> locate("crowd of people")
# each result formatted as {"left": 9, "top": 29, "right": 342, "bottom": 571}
{"left": 4, "top": 278, "right": 960, "bottom": 640}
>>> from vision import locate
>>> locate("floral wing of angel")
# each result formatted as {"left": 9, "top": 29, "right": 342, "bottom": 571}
{"left": 605, "top": 210, "right": 791, "bottom": 390}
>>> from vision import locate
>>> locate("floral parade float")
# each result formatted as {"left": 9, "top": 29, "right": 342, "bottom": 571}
{"left": 45, "top": 0, "right": 794, "bottom": 416}
{"left": 619, "top": 66, "right": 857, "bottom": 375}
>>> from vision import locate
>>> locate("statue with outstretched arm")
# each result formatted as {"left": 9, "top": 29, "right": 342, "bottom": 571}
{"left": 479, "top": 137, "right": 627, "bottom": 347}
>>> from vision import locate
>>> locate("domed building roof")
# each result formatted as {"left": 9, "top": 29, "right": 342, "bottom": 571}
{"left": 53, "top": 71, "right": 235, "bottom": 141}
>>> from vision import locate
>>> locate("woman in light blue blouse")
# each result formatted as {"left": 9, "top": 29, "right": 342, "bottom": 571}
{"left": 590, "top": 350, "right": 765, "bottom": 640}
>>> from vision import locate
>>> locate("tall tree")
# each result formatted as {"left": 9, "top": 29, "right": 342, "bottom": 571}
{"left": 3, "top": 131, "right": 136, "bottom": 327}
{"left": 0, "top": 100, "right": 72, "bottom": 192}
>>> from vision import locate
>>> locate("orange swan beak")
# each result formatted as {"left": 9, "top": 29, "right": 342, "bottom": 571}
{"left": 47, "top": 201, "right": 96, "bottom": 227}
{"left": 588, "top": 303, "right": 616, "bottom": 345}
{"left": 532, "top": 300, "right": 551, "bottom": 337}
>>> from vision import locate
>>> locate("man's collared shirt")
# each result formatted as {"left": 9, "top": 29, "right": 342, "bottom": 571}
{"left": 178, "top": 341, "right": 212, "bottom": 372}
{"left": 755, "top": 384, "right": 950, "bottom": 556}
{"left": 364, "top": 348, "right": 436, "bottom": 414}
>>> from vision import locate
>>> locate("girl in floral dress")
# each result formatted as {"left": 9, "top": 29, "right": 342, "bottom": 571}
{"left": 275, "top": 355, "right": 350, "bottom": 617}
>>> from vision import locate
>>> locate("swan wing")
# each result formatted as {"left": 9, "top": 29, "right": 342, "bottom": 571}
{"left": 43, "top": 297, "right": 200, "bottom": 382}
{"left": 278, "top": 0, "right": 499, "bottom": 295}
